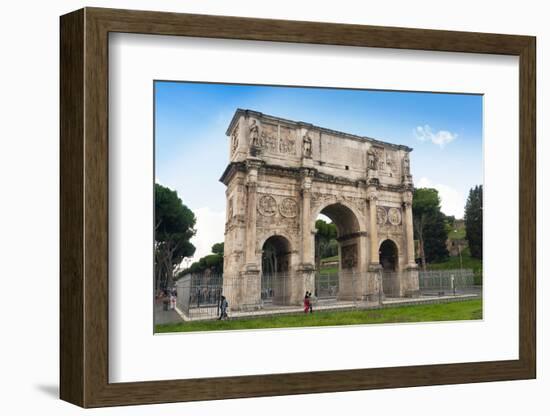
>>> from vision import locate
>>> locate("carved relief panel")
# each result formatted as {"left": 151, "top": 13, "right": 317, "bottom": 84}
{"left": 256, "top": 193, "right": 300, "bottom": 231}
{"left": 341, "top": 244, "right": 358, "bottom": 270}
{"left": 227, "top": 197, "right": 234, "bottom": 219}
{"left": 279, "top": 197, "right": 298, "bottom": 218}
{"left": 254, "top": 123, "right": 298, "bottom": 156}
{"left": 260, "top": 123, "right": 278, "bottom": 153}
{"left": 230, "top": 123, "right": 239, "bottom": 155}
{"left": 376, "top": 206, "right": 403, "bottom": 234}
{"left": 377, "top": 206, "right": 402, "bottom": 225}
{"left": 258, "top": 195, "right": 278, "bottom": 217}
{"left": 279, "top": 126, "right": 296, "bottom": 155}
{"left": 310, "top": 192, "right": 366, "bottom": 216}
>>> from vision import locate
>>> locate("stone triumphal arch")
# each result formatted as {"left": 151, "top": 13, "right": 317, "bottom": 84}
{"left": 220, "top": 109, "right": 419, "bottom": 310}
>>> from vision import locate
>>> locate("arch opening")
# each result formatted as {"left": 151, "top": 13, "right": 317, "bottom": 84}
{"left": 261, "top": 235, "right": 292, "bottom": 304}
{"left": 314, "top": 202, "right": 363, "bottom": 301}
{"left": 319, "top": 203, "right": 360, "bottom": 239}
{"left": 380, "top": 239, "right": 398, "bottom": 271}
{"left": 380, "top": 239, "right": 399, "bottom": 297}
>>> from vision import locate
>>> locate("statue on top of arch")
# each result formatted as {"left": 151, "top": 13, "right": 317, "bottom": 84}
{"left": 302, "top": 132, "right": 312, "bottom": 158}
{"left": 367, "top": 148, "right": 378, "bottom": 171}
{"left": 249, "top": 119, "right": 260, "bottom": 146}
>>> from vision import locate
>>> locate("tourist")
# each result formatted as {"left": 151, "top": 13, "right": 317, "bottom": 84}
{"left": 218, "top": 295, "right": 229, "bottom": 320}
{"left": 169, "top": 292, "right": 176, "bottom": 310}
{"left": 162, "top": 290, "right": 169, "bottom": 311}
{"left": 307, "top": 291, "right": 313, "bottom": 313}
{"left": 303, "top": 291, "right": 310, "bottom": 313}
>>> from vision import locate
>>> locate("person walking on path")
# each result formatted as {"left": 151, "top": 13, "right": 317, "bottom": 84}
{"left": 307, "top": 291, "right": 313, "bottom": 313}
{"left": 218, "top": 295, "right": 229, "bottom": 320}
{"left": 303, "top": 291, "right": 310, "bottom": 313}
{"left": 162, "top": 290, "right": 170, "bottom": 311}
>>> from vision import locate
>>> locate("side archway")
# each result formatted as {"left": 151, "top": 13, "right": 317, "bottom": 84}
{"left": 379, "top": 239, "right": 398, "bottom": 271}
{"left": 380, "top": 239, "right": 399, "bottom": 296}
{"left": 261, "top": 235, "right": 292, "bottom": 304}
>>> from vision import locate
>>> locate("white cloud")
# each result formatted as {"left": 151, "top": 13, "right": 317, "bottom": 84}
{"left": 188, "top": 207, "right": 226, "bottom": 262}
{"left": 414, "top": 124, "right": 458, "bottom": 148}
{"left": 417, "top": 177, "right": 465, "bottom": 219}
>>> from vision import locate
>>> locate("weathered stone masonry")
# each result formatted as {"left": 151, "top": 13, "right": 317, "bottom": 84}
{"left": 220, "top": 109, "right": 419, "bottom": 309}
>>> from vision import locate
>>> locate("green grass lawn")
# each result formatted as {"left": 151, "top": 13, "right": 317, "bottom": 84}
{"left": 156, "top": 299, "right": 482, "bottom": 333}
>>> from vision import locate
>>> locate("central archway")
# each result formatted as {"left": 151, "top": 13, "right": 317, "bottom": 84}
{"left": 261, "top": 235, "right": 292, "bottom": 305}
{"left": 314, "top": 202, "right": 366, "bottom": 301}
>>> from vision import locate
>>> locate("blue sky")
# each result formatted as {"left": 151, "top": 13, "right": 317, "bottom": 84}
{"left": 155, "top": 81, "right": 483, "bottom": 261}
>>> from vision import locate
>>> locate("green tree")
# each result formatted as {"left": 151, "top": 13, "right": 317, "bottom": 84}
{"left": 211, "top": 242, "right": 224, "bottom": 256}
{"left": 178, "top": 241, "right": 225, "bottom": 277}
{"left": 464, "top": 185, "right": 483, "bottom": 259}
{"left": 314, "top": 219, "right": 338, "bottom": 270}
{"left": 155, "top": 183, "right": 196, "bottom": 290}
{"left": 413, "top": 188, "right": 449, "bottom": 269}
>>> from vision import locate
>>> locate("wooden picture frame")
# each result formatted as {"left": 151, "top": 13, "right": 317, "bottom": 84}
{"left": 60, "top": 7, "right": 536, "bottom": 408}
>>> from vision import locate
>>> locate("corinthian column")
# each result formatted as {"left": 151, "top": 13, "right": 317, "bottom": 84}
{"left": 403, "top": 191, "right": 416, "bottom": 267}
{"left": 244, "top": 160, "right": 261, "bottom": 270}
{"left": 367, "top": 189, "right": 380, "bottom": 265}
{"left": 300, "top": 169, "right": 314, "bottom": 267}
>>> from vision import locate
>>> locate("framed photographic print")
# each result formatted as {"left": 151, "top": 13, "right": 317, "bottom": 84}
{"left": 60, "top": 7, "right": 536, "bottom": 408}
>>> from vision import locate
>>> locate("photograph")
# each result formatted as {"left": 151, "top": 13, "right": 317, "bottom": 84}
{"left": 153, "top": 82, "right": 483, "bottom": 333}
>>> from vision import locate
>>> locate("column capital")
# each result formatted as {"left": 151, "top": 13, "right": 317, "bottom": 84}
{"left": 300, "top": 167, "right": 316, "bottom": 179}
{"left": 245, "top": 158, "right": 263, "bottom": 171}
{"left": 367, "top": 190, "right": 378, "bottom": 202}
{"left": 402, "top": 190, "right": 413, "bottom": 207}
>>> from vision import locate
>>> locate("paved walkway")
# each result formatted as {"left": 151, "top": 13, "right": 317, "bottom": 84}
{"left": 174, "top": 293, "right": 479, "bottom": 323}
{"left": 154, "top": 299, "right": 182, "bottom": 325}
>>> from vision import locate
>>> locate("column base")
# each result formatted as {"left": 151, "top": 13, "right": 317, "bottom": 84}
{"left": 243, "top": 263, "right": 260, "bottom": 274}
{"left": 402, "top": 264, "right": 420, "bottom": 298}
{"left": 297, "top": 262, "right": 315, "bottom": 272}
{"left": 368, "top": 263, "right": 383, "bottom": 272}
{"left": 367, "top": 263, "right": 384, "bottom": 302}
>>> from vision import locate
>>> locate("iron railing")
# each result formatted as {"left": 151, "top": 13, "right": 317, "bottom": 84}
{"left": 170, "top": 268, "right": 480, "bottom": 321}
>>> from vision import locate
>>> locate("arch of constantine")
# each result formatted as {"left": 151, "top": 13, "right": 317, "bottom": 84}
{"left": 220, "top": 109, "right": 419, "bottom": 310}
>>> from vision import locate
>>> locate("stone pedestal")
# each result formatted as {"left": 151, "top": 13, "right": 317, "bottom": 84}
{"left": 368, "top": 263, "right": 384, "bottom": 302}
{"left": 235, "top": 267, "right": 262, "bottom": 310}
{"left": 402, "top": 265, "right": 420, "bottom": 298}
{"left": 286, "top": 263, "right": 315, "bottom": 305}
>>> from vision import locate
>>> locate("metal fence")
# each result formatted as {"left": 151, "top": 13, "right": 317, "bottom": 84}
{"left": 381, "top": 269, "right": 479, "bottom": 298}
{"left": 419, "top": 269, "right": 479, "bottom": 296}
{"left": 173, "top": 268, "right": 481, "bottom": 321}
{"left": 314, "top": 273, "right": 339, "bottom": 299}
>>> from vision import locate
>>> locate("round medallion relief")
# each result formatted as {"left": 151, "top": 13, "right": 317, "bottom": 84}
{"left": 388, "top": 207, "right": 402, "bottom": 225}
{"left": 376, "top": 206, "right": 387, "bottom": 225}
{"left": 279, "top": 198, "right": 298, "bottom": 218}
{"left": 258, "top": 195, "right": 277, "bottom": 216}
